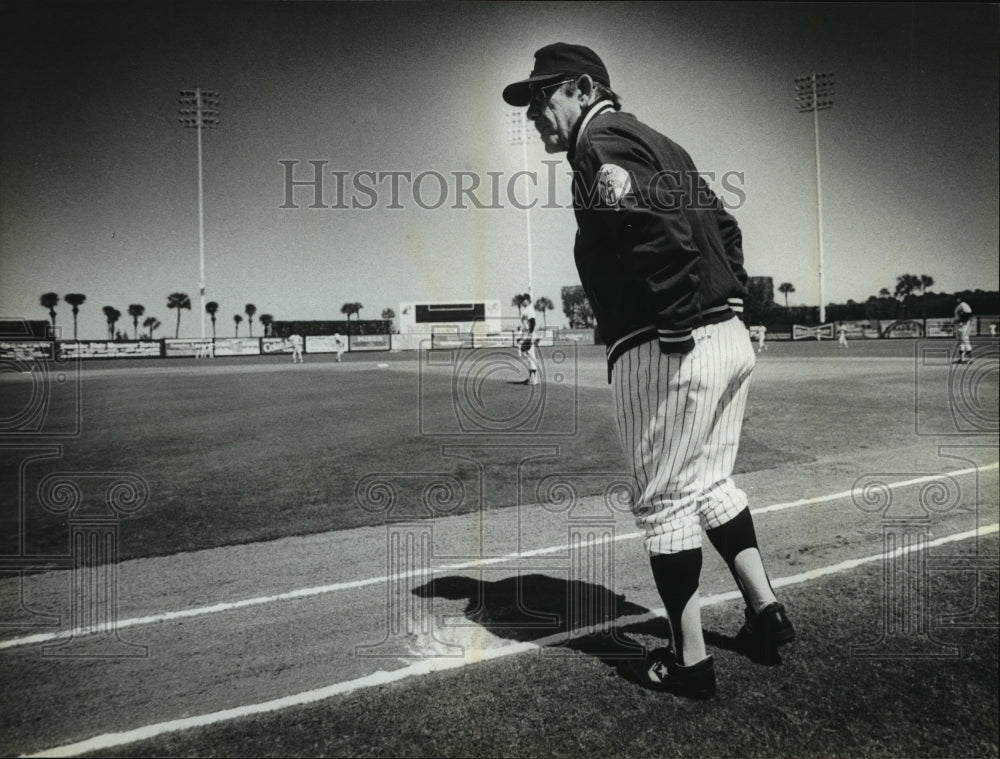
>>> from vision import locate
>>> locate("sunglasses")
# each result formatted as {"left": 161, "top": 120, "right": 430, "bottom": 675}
{"left": 528, "top": 78, "right": 577, "bottom": 109}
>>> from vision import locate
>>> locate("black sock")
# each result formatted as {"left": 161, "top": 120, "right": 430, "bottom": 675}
{"left": 705, "top": 508, "right": 774, "bottom": 607}
{"left": 649, "top": 549, "right": 702, "bottom": 665}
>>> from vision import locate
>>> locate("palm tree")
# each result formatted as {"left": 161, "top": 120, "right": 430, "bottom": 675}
{"left": 894, "top": 273, "right": 921, "bottom": 300}
{"left": 917, "top": 274, "right": 935, "bottom": 317}
{"left": 259, "top": 313, "right": 273, "bottom": 337}
{"left": 205, "top": 301, "right": 219, "bottom": 339}
{"left": 233, "top": 314, "right": 243, "bottom": 336}
{"left": 102, "top": 306, "right": 122, "bottom": 340}
{"left": 167, "top": 292, "right": 192, "bottom": 338}
{"left": 340, "top": 302, "right": 363, "bottom": 324}
{"left": 534, "top": 296, "right": 554, "bottom": 327}
{"left": 127, "top": 304, "right": 145, "bottom": 340}
{"left": 893, "top": 273, "right": 922, "bottom": 316}
{"left": 142, "top": 316, "right": 161, "bottom": 340}
{"left": 511, "top": 293, "right": 530, "bottom": 318}
{"left": 777, "top": 282, "right": 795, "bottom": 308}
{"left": 40, "top": 292, "right": 59, "bottom": 335}
{"left": 64, "top": 293, "right": 86, "bottom": 341}
{"left": 245, "top": 303, "right": 257, "bottom": 336}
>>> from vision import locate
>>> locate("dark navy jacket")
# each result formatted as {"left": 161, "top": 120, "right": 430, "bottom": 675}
{"left": 568, "top": 101, "right": 748, "bottom": 378}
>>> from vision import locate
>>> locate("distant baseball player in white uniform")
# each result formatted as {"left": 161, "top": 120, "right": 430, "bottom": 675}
{"left": 953, "top": 298, "right": 973, "bottom": 364}
{"left": 518, "top": 296, "right": 540, "bottom": 385}
{"left": 755, "top": 324, "right": 767, "bottom": 353}
{"left": 333, "top": 333, "right": 347, "bottom": 362}
{"left": 289, "top": 333, "right": 304, "bottom": 364}
{"left": 837, "top": 323, "right": 848, "bottom": 348}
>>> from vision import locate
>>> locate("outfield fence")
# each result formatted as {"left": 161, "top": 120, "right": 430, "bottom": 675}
{"left": 1, "top": 318, "right": 997, "bottom": 360}
{"left": 788, "top": 316, "right": 999, "bottom": 341}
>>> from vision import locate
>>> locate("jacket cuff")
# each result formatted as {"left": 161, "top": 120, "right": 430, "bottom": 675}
{"left": 658, "top": 328, "right": 694, "bottom": 354}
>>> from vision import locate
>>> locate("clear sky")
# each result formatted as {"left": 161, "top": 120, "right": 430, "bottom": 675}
{"left": 1, "top": 1, "right": 997, "bottom": 339}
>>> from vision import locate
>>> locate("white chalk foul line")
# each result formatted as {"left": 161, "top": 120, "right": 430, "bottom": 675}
{"left": 753, "top": 462, "right": 998, "bottom": 515}
{"left": 22, "top": 522, "right": 999, "bottom": 759}
{"left": 2, "top": 462, "right": 997, "bottom": 652}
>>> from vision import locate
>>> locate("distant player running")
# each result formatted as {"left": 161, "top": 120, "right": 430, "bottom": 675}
{"left": 837, "top": 324, "right": 848, "bottom": 348}
{"left": 333, "top": 333, "right": 347, "bottom": 362}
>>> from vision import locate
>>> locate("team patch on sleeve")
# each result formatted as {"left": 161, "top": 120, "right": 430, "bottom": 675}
{"left": 597, "top": 163, "right": 632, "bottom": 208}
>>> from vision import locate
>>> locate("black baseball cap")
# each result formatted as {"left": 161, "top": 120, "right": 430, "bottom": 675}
{"left": 502, "top": 42, "right": 611, "bottom": 107}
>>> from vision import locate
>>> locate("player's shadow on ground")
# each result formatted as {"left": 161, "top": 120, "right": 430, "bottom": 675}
{"left": 413, "top": 573, "right": 649, "bottom": 654}
{"left": 412, "top": 573, "right": 767, "bottom": 670}
{"left": 412, "top": 572, "right": 692, "bottom": 684}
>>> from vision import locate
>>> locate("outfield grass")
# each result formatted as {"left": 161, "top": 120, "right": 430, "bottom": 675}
{"left": 2, "top": 339, "right": 996, "bottom": 562}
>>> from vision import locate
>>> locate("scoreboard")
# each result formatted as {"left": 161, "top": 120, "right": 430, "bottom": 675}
{"left": 398, "top": 300, "right": 502, "bottom": 335}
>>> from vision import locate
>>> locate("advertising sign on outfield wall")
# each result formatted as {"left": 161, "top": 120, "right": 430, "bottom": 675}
{"left": 60, "top": 341, "right": 162, "bottom": 359}
{"left": 350, "top": 334, "right": 391, "bottom": 351}
{"left": 792, "top": 323, "right": 835, "bottom": 340}
{"left": 924, "top": 318, "right": 956, "bottom": 338}
{"left": 261, "top": 337, "right": 293, "bottom": 354}
{"left": 164, "top": 339, "right": 214, "bottom": 357}
{"left": 431, "top": 332, "right": 471, "bottom": 349}
{"left": 306, "top": 335, "right": 349, "bottom": 354}
{"left": 389, "top": 334, "right": 430, "bottom": 351}
{"left": 552, "top": 329, "right": 596, "bottom": 345}
{"left": 838, "top": 321, "right": 880, "bottom": 339}
{"left": 213, "top": 338, "right": 262, "bottom": 356}
{"left": 0, "top": 341, "right": 54, "bottom": 360}
{"left": 880, "top": 320, "right": 924, "bottom": 338}
{"left": 474, "top": 333, "right": 515, "bottom": 348}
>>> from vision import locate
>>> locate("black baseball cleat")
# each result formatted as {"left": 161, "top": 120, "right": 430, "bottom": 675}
{"left": 736, "top": 602, "right": 795, "bottom": 664}
{"left": 625, "top": 648, "right": 717, "bottom": 699}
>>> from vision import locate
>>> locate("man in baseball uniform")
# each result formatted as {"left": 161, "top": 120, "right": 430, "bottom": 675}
{"left": 504, "top": 43, "right": 794, "bottom": 698}
{"left": 953, "top": 297, "right": 973, "bottom": 363}
{"left": 518, "top": 296, "right": 540, "bottom": 385}
{"left": 289, "top": 332, "right": 304, "bottom": 364}
{"left": 837, "top": 323, "right": 849, "bottom": 349}
{"left": 333, "top": 333, "right": 347, "bottom": 362}
{"left": 755, "top": 323, "right": 768, "bottom": 353}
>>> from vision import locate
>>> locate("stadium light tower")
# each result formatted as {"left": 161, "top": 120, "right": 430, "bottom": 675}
{"left": 795, "top": 72, "right": 834, "bottom": 324}
{"left": 178, "top": 88, "right": 220, "bottom": 339}
{"left": 506, "top": 109, "right": 534, "bottom": 301}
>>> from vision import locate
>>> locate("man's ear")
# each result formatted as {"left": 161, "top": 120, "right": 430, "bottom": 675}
{"left": 576, "top": 74, "right": 596, "bottom": 103}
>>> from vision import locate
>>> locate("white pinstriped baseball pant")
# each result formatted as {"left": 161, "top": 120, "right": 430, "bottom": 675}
{"left": 612, "top": 316, "right": 755, "bottom": 555}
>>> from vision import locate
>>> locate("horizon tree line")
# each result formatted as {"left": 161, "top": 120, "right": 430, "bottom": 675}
{"left": 37, "top": 292, "right": 279, "bottom": 341}
{"left": 40, "top": 274, "right": 971, "bottom": 340}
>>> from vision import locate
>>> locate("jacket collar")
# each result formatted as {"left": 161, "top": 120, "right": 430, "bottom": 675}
{"left": 569, "top": 99, "right": 615, "bottom": 163}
